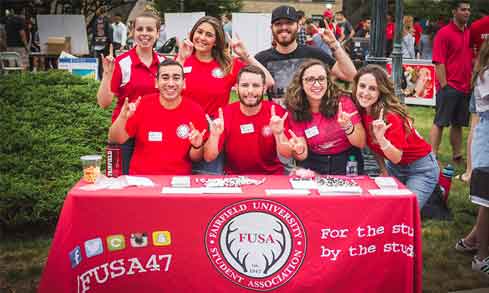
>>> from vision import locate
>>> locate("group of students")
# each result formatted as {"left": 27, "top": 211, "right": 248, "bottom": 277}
{"left": 96, "top": 7, "right": 440, "bottom": 211}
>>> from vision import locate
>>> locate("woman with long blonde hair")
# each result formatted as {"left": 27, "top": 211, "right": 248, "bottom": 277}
{"left": 284, "top": 59, "right": 365, "bottom": 174}
{"left": 352, "top": 64, "right": 439, "bottom": 209}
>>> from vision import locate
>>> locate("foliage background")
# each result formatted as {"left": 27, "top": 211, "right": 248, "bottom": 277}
{"left": 0, "top": 71, "right": 110, "bottom": 235}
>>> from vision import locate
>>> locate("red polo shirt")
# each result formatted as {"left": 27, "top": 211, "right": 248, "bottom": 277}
{"left": 110, "top": 47, "right": 166, "bottom": 122}
{"left": 432, "top": 21, "right": 472, "bottom": 93}
{"left": 362, "top": 112, "right": 431, "bottom": 165}
{"left": 470, "top": 16, "right": 489, "bottom": 55}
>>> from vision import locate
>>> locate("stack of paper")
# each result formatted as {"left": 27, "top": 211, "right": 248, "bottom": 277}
{"left": 171, "top": 176, "right": 191, "bottom": 188}
{"left": 374, "top": 177, "right": 398, "bottom": 189}
{"left": 289, "top": 178, "right": 317, "bottom": 189}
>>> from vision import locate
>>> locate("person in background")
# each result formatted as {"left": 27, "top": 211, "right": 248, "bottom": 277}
{"left": 352, "top": 65, "right": 439, "bottom": 209}
{"left": 285, "top": 59, "right": 365, "bottom": 174}
{"left": 0, "top": 17, "right": 7, "bottom": 52}
{"left": 413, "top": 17, "right": 424, "bottom": 54}
{"left": 222, "top": 13, "right": 232, "bottom": 37}
{"left": 27, "top": 18, "right": 41, "bottom": 72}
{"left": 418, "top": 23, "right": 437, "bottom": 60}
{"left": 429, "top": 0, "right": 472, "bottom": 166}
{"left": 109, "top": 59, "right": 207, "bottom": 175}
{"left": 90, "top": 6, "right": 113, "bottom": 79}
{"left": 111, "top": 13, "right": 127, "bottom": 52}
{"left": 386, "top": 14, "right": 395, "bottom": 56}
{"left": 155, "top": 19, "right": 167, "bottom": 52}
{"left": 5, "top": 6, "right": 28, "bottom": 69}
{"left": 97, "top": 11, "right": 187, "bottom": 175}
{"left": 335, "top": 11, "right": 354, "bottom": 46}
{"left": 180, "top": 16, "right": 273, "bottom": 174}
{"left": 204, "top": 65, "right": 294, "bottom": 174}
{"left": 296, "top": 10, "right": 307, "bottom": 46}
{"left": 402, "top": 16, "right": 416, "bottom": 59}
{"left": 355, "top": 18, "right": 370, "bottom": 38}
{"left": 255, "top": 5, "right": 356, "bottom": 107}
{"left": 455, "top": 39, "right": 489, "bottom": 277}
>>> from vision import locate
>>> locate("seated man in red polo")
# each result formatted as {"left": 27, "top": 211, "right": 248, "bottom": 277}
{"left": 109, "top": 59, "right": 208, "bottom": 175}
{"left": 204, "top": 65, "right": 302, "bottom": 174}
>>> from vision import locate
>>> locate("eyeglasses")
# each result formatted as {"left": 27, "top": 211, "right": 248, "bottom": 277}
{"left": 303, "top": 75, "right": 327, "bottom": 85}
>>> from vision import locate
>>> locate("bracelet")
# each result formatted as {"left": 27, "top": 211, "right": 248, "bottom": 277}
{"left": 191, "top": 143, "right": 203, "bottom": 149}
{"left": 380, "top": 141, "right": 392, "bottom": 151}
{"left": 345, "top": 124, "right": 355, "bottom": 136}
{"left": 329, "top": 41, "right": 340, "bottom": 52}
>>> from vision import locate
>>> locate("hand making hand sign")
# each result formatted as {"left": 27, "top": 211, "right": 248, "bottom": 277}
{"left": 337, "top": 101, "right": 358, "bottom": 132}
{"left": 120, "top": 96, "right": 141, "bottom": 120}
{"left": 206, "top": 108, "right": 225, "bottom": 137}
{"left": 188, "top": 122, "right": 207, "bottom": 149}
{"left": 319, "top": 24, "right": 338, "bottom": 46}
{"left": 269, "top": 105, "right": 288, "bottom": 136}
{"left": 101, "top": 43, "right": 115, "bottom": 75}
{"left": 229, "top": 33, "right": 250, "bottom": 61}
{"left": 372, "top": 108, "right": 392, "bottom": 143}
{"left": 286, "top": 129, "right": 306, "bottom": 156}
{"left": 177, "top": 33, "right": 194, "bottom": 62}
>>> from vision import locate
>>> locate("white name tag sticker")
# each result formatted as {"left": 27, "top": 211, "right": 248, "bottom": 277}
{"left": 304, "top": 126, "right": 319, "bottom": 138}
{"left": 148, "top": 131, "right": 163, "bottom": 142}
{"left": 240, "top": 124, "right": 255, "bottom": 134}
{"left": 183, "top": 66, "right": 192, "bottom": 74}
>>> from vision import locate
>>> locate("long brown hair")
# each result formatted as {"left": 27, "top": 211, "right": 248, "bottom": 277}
{"left": 189, "top": 16, "right": 233, "bottom": 75}
{"left": 351, "top": 65, "right": 412, "bottom": 133}
{"left": 472, "top": 39, "right": 489, "bottom": 87}
{"left": 285, "top": 59, "right": 346, "bottom": 122}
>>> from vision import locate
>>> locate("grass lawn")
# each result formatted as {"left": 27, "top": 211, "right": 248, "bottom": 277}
{"left": 1, "top": 105, "right": 488, "bottom": 292}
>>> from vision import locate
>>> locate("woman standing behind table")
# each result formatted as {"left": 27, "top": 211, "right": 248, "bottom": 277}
{"left": 284, "top": 59, "right": 366, "bottom": 175}
{"left": 352, "top": 65, "right": 439, "bottom": 209}
{"left": 181, "top": 16, "right": 273, "bottom": 174}
{"left": 96, "top": 11, "right": 188, "bottom": 174}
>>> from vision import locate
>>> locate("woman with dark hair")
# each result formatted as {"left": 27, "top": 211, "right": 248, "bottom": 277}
{"left": 284, "top": 59, "right": 365, "bottom": 174}
{"left": 182, "top": 16, "right": 272, "bottom": 117}
{"left": 352, "top": 64, "right": 439, "bottom": 208}
{"left": 181, "top": 16, "right": 273, "bottom": 174}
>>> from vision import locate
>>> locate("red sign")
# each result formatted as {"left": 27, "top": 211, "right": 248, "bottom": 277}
{"left": 39, "top": 176, "right": 422, "bottom": 293}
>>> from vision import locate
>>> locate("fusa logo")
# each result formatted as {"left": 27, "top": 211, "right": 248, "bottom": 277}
{"left": 205, "top": 199, "right": 306, "bottom": 291}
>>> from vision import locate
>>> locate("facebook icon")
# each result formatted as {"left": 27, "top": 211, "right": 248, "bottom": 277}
{"left": 69, "top": 246, "right": 82, "bottom": 268}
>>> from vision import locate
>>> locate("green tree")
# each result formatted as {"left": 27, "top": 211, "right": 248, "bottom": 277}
{"left": 154, "top": 0, "right": 242, "bottom": 18}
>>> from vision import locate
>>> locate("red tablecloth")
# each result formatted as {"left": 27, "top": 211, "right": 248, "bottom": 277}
{"left": 39, "top": 175, "right": 422, "bottom": 293}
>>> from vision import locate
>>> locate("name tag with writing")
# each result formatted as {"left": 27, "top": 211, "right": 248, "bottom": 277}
{"left": 304, "top": 126, "right": 319, "bottom": 139}
{"left": 240, "top": 124, "right": 255, "bottom": 134}
{"left": 148, "top": 131, "right": 162, "bottom": 142}
{"left": 183, "top": 66, "right": 192, "bottom": 74}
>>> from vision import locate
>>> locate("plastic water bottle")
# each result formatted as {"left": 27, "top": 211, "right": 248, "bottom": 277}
{"left": 346, "top": 155, "right": 358, "bottom": 177}
{"left": 439, "top": 164, "right": 454, "bottom": 202}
